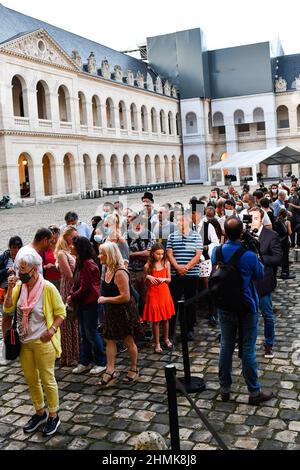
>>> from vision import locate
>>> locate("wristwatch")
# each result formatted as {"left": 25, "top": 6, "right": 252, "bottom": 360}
{"left": 51, "top": 325, "right": 57, "bottom": 333}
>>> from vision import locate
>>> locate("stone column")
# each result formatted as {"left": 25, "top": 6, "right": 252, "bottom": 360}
{"left": 225, "top": 116, "right": 238, "bottom": 155}
{"left": 55, "top": 163, "right": 66, "bottom": 195}
{"left": 32, "top": 163, "right": 45, "bottom": 198}
{"left": 26, "top": 87, "right": 39, "bottom": 131}
{"left": 51, "top": 92, "right": 60, "bottom": 132}
{"left": 129, "top": 162, "right": 136, "bottom": 186}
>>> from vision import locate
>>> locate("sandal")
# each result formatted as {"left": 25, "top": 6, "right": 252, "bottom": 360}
{"left": 123, "top": 369, "right": 139, "bottom": 385}
{"left": 164, "top": 340, "right": 173, "bottom": 350}
{"left": 154, "top": 346, "right": 163, "bottom": 354}
{"left": 97, "top": 370, "right": 118, "bottom": 388}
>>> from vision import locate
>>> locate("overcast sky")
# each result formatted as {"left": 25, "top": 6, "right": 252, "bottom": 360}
{"left": 2, "top": 0, "right": 300, "bottom": 55}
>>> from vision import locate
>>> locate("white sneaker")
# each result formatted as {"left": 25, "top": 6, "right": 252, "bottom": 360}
{"left": 89, "top": 366, "right": 106, "bottom": 375}
{"left": 72, "top": 364, "right": 92, "bottom": 374}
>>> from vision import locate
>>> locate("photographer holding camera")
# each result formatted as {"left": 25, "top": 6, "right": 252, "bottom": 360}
{"left": 211, "top": 216, "right": 274, "bottom": 405}
{"left": 248, "top": 207, "right": 283, "bottom": 359}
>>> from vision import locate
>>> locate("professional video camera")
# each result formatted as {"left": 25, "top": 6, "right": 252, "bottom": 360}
{"left": 241, "top": 214, "right": 262, "bottom": 258}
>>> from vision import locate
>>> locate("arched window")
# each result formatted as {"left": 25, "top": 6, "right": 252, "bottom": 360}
{"left": 253, "top": 107, "right": 264, "bottom": 123}
{"left": 58, "top": 85, "right": 71, "bottom": 122}
{"left": 18, "top": 153, "right": 33, "bottom": 198}
{"left": 297, "top": 105, "right": 300, "bottom": 128}
{"left": 141, "top": 106, "right": 148, "bottom": 132}
{"left": 212, "top": 112, "right": 224, "bottom": 127}
{"left": 92, "top": 95, "right": 102, "bottom": 127}
{"left": 42, "top": 153, "right": 57, "bottom": 196}
{"left": 130, "top": 103, "right": 138, "bottom": 131}
{"left": 36, "top": 81, "right": 50, "bottom": 120}
{"left": 78, "top": 91, "right": 87, "bottom": 125}
{"left": 234, "top": 109, "right": 245, "bottom": 125}
{"left": 160, "top": 110, "right": 166, "bottom": 134}
{"left": 176, "top": 113, "right": 181, "bottom": 136}
{"left": 277, "top": 105, "right": 290, "bottom": 129}
{"left": 119, "top": 101, "right": 127, "bottom": 130}
{"left": 106, "top": 98, "right": 115, "bottom": 128}
{"left": 151, "top": 108, "right": 158, "bottom": 133}
{"left": 188, "top": 155, "right": 201, "bottom": 182}
{"left": 12, "top": 76, "right": 27, "bottom": 117}
{"left": 168, "top": 111, "right": 174, "bottom": 135}
{"left": 186, "top": 112, "right": 197, "bottom": 134}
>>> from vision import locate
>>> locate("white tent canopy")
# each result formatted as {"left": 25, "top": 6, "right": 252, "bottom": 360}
{"left": 209, "top": 146, "right": 300, "bottom": 185}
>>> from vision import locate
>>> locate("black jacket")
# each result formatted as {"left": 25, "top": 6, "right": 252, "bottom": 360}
{"left": 0, "top": 250, "right": 11, "bottom": 284}
{"left": 257, "top": 227, "right": 282, "bottom": 297}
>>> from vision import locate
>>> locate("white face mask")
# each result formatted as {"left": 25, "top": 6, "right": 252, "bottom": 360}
{"left": 243, "top": 203, "right": 249, "bottom": 210}
{"left": 225, "top": 209, "right": 234, "bottom": 217}
{"left": 272, "top": 189, "right": 278, "bottom": 194}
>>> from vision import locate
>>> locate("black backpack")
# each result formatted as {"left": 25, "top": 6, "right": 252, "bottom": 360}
{"left": 209, "top": 246, "right": 249, "bottom": 313}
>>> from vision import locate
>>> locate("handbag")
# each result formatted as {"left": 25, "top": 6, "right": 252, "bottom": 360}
{"left": 4, "top": 285, "right": 22, "bottom": 361}
{"left": 66, "top": 303, "right": 78, "bottom": 322}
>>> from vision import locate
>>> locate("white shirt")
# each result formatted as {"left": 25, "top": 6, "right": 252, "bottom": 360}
{"left": 197, "top": 219, "right": 220, "bottom": 259}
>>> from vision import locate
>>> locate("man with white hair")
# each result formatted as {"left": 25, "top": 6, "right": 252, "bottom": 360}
{"left": 273, "top": 190, "right": 287, "bottom": 218}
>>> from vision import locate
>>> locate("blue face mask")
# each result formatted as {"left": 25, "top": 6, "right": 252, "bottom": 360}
{"left": 243, "top": 203, "right": 249, "bottom": 210}
{"left": 94, "top": 235, "right": 102, "bottom": 244}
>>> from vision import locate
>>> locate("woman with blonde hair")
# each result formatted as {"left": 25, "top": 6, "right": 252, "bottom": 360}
{"left": 98, "top": 241, "right": 141, "bottom": 387}
{"left": 55, "top": 226, "right": 79, "bottom": 367}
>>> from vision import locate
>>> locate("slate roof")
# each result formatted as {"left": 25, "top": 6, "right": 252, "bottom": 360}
{"left": 272, "top": 54, "right": 300, "bottom": 91}
{"left": 0, "top": 3, "right": 157, "bottom": 81}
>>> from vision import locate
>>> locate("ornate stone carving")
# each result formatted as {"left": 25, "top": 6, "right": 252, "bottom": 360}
{"left": 156, "top": 76, "right": 163, "bottom": 94}
{"left": 87, "top": 52, "right": 97, "bottom": 74}
{"left": 171, "top": 86, "right": 178, "bottom": 98}
{"left": 147, "top": 73, "right": 154, "bottom": 91}
{"left": 0, "top": 29, "right": 78, "bottom": 70}
{"left": 275, "top": 77, "right": 287, "bottom": 92}
{"left": 295, "top": 75, "right": 300, "bottom": 91}
{"left": 127, "top": 69, "right": 134, "bottom": 86}
{"left": 136, "top": 71, "right": 144, "bottom": 88}
{"left": 71, "top": 49, "right": 82, "bottom": 68}
{"left": 114, "top": 65, "right": 123, "bottom": 82}
{"left": 164, "top": 80, "right": 171, "bottom": 96}
{"left": 101, "top": 59, "right": 111, "bottom": 79}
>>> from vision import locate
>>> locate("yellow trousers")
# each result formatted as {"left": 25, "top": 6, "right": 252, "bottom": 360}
{"left": 20, "top": 340, "right": 59, "bottom": 414}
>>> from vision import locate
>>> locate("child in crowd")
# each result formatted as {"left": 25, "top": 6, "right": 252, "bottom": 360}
{"left": 143, "top": 243, "right": 175, "bottom": 354}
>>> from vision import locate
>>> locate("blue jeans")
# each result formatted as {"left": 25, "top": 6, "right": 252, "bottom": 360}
{"left": 218, "top": 310, "right": 260, "bottom": 397}
{"left": 78, "top": 302, "right": 106, "bottom": 367}
{"left": 259, "top": 295, "right": 275, "bottom": 348}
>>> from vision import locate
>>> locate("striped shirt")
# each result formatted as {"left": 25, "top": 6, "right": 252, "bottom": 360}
{"left": 167, "top": 230, "right": 203, "bottom": 277}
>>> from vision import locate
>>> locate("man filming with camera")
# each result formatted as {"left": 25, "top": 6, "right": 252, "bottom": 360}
{"left": 211, "top": 216, "right": 274, "bottom": 405}
{"left": 248, "top": 207, "right": 282, "bottom": 359}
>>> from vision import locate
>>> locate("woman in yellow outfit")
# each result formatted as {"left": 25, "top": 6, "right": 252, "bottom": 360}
{"left": 3, "top": 251, "right": 66, "bottom": 437}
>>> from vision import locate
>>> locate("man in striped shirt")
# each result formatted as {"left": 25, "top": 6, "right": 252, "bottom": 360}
{"left": 167, "top": 210, "right": 203, "bottom": 341}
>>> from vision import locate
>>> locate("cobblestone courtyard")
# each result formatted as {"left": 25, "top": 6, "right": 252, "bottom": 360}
{"left": 0, "top": 187, "right": 300, "bottom": 451}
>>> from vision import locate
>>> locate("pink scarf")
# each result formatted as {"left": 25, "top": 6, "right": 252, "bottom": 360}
{"left": 19, "top": 274, "right": 45, "bottom": 333}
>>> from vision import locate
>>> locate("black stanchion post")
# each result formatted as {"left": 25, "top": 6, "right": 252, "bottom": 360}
{"left": 165, "top": 365, "right": 180, "bottom": 451}
{"left": 178, "top": 300, "right": 206, "bottom": 394}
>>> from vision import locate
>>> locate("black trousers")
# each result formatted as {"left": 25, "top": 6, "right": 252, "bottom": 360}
{"left": 169, "top": 276, "right": 198, "bottom": 338}
{"left": 291, "top": 220, "right": 300, "bottom": 247}
{"left": 281, "top": 239, "right": 290, "bottom": 275}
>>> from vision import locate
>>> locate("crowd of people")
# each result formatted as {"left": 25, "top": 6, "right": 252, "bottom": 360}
{"left": 0, "top": 177, "right": 299, "bottom": 436}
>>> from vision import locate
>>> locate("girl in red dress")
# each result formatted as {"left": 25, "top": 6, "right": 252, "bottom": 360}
{"left": 143, "top": 243, "right": 175, "bottom": 354}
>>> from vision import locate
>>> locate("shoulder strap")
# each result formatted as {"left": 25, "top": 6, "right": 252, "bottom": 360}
{"left": 13, "top": 283, "right": 23, "bottom": 328}
{"left": 216, "top": 245, "right": 223, "bottom": 264}
{"left": 228, "top": 247, "right": 247, "bottom": 267}
{"left": 204, "top": 222, "right": 209, "bottom": 245}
